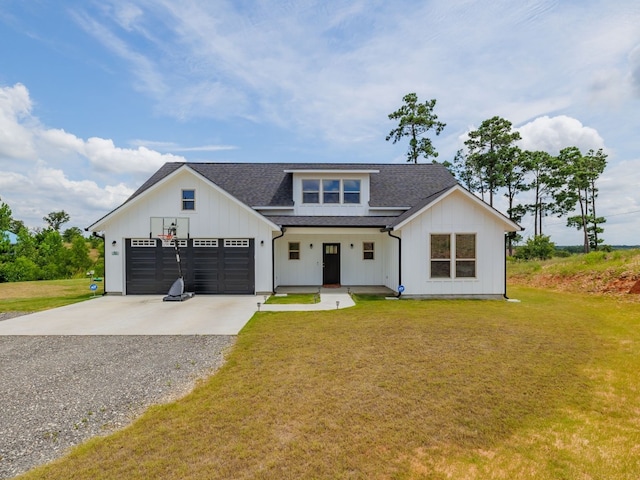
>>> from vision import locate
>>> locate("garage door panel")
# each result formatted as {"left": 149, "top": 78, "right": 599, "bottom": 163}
{"left": 192, "top": 248, "right": 220, "bottom": 293}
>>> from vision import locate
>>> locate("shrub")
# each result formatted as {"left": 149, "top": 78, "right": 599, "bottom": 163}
{"left": 515, "top": 235, "right": 556, "bottom": 261}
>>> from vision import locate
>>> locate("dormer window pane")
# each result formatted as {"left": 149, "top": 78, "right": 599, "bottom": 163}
{"left": 302, "top": 180, "right": 320, "bottom": 203}
{"left": 323, "top": 180, "right": 340, "bottom": 204}
{"left": 343, "top": 180, "right": 361, "bottom": 204}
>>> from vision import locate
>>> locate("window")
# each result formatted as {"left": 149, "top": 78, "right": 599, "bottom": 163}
{"left": 323, "top": 179, "right": 340, "bottom": 204}
{"left": 343, "top": 180, "right": 361, "bottom": 204}
{"left": 289, "top": 242, "right": 300, "bottom": 260}
{"left": 455, "top": 234, "right": 476, "bottom": 277}
{"left": 301, "top": 179, "right": 361, "bottom": 205}
{"left": 363, "top": 242, "right": 374, "bottom": 260}
{"left": 430, "top": 234, "right": 477, "bottom": 278}
{"left": 430, "top": 234, "right": 451, "bottom": 278}
{"left": 182, "top": 189, "right": 195, "bottom": 210}
{"left": 302, "top": 180, "right": 320, "bottom": 204}
{"left": 224, "top": 239, "right": 250, "bottom": 247}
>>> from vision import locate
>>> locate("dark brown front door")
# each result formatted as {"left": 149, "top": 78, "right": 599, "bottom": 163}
{"left": 322, "top": 243, "right": 341, "bottom": 285}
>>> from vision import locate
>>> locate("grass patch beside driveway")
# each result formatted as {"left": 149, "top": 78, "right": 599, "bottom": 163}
{"left": 18, "top": 287, "right": 640, "bottom": 479}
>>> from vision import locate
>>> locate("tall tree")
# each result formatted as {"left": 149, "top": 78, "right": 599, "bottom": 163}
{"left": 448, "top": 149, "right": 480, "bottom": 193}
{"left": 521, "top": 150, "right": 561, "bottom": 236}
{"left": 464, "top": 116, "right": 521, "bottom": 206}
{"left": 43, "top": 210, "right": 70, "bottom": 232}
{"left": 552, "top": 147, "right": 607, "bottom": 253}
{"left": 501, "top": 146, "right": 529, "bottom": 255}
{"left": 386, "top": 93, "right": 446, "bottom": 163}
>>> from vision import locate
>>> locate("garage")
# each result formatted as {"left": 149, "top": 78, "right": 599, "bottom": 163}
{"left": 125, "top": 238, "right": 255, "bottom": 295}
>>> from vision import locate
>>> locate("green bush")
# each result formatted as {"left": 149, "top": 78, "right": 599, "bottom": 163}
{"left": 515, "top": 235, "right": 556, "bottom": 261}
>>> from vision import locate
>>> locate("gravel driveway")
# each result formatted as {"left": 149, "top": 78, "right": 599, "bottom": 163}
{"left": 0, "top": 328, "right": 235, "bottom": 479}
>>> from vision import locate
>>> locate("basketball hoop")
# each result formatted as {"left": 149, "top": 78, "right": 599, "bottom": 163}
{"left": 158, "top": 233, "right": 173, "bottom": 242}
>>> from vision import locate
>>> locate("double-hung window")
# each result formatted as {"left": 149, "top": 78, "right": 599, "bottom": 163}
{"left": 302, "top": 180, "right": 320, "bottom": 204}
{"left": 288, "top": 242, "right": 301, "bottom": 260}
{"left": 182, "top": 189, "right": 195, "bottom": 210}
{"left": 323, "top": 180, "right": 340, "bottom": 204}
{"left": 430, "top": 234, "right": 451, "bottom": 278}
{"left": 343, "top": 180, "right": 361, "bottom": 204}
{"left": 363, "top": 242, "right": 374, "bottom": 260}
{"left": 455, "top": 234, "right": 476, "bottom": 277}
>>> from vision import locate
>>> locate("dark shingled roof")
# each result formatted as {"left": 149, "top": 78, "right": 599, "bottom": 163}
{"left": 130, "top": 162, "right": 457, "bottom": 205}
{"left": 125, "top": 162, "right": 459, "bottom": 228}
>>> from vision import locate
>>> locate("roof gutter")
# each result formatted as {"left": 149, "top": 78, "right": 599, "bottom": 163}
{"left": 272, "top": 227, "right": 286, "bottom": 294}
{"left": 381, "top": 227, "right": 402, "bottom": 297}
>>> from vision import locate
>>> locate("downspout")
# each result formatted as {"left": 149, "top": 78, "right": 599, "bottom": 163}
{"left": 90, "top": 231, "right": 107, "bottom": 296}
{"left": 272, "top": 227, "right": 286, "bottom": 294}
{"left": 503, "top": 233, "right": 509, "bottom": 300}
{"left": 381, "top": 227, "right": 402, "bottom": 297}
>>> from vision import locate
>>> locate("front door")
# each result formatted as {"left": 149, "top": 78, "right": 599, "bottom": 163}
{"left": 322, "top": 243, "right": 341, "bottom": 285}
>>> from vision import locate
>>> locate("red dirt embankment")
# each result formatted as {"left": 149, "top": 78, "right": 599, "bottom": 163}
{"left": 509, "top": 259, "right": 640, "bottom": 300}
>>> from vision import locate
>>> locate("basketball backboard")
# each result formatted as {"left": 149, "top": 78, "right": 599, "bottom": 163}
{"left": 150, "top": 217, "right": 190, "bottom": 238}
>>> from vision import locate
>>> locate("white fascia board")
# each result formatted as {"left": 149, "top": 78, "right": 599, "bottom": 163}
{"left": 393, "top": 184, "right": 522, "bottom": 232}
{"left": 283, "top": 169, "right": 380, "bottom": 174}
{"left": 368, "top": 206, "right": 410, "bottom": 211}
{"left": 88, "top": 164, "right": 281, "bottom": 232}
{"left": 253, "top": 206, "right": 294, "bottom": 210}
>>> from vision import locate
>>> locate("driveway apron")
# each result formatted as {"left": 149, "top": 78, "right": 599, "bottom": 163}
{"left": 0, "top": 295, "right": 260, "bottom": 335}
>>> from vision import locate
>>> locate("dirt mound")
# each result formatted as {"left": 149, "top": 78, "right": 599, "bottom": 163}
{"left": 510, "top": 270, "right": 640, "bottom": 299}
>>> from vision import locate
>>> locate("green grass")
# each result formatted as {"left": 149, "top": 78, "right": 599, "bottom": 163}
{"left": 264, "top": 293, "right": 318, "bottom": 304}
{"left": 0, "top": 278, "right": 104, "bottom": 312}
{"left": 16, "top": 286, "right": 640, "bottom": 479}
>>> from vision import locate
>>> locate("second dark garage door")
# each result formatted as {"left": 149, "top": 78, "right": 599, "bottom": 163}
{"left": 125, "top": 238, "right": 255, "bottom": 295}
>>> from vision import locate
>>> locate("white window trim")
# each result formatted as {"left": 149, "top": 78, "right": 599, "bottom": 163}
{"left": 429, "top": 233, "right": 477, "bottom": 279}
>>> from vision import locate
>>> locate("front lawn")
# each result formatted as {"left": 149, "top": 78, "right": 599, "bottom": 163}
{"left": 0, "top": 278, "right": 103, "bottom": 312}
{"left": 17, "top": 287, "right": 640, "bottom": 479}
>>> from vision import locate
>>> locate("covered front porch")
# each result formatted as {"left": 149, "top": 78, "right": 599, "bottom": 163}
{"left": 272, "top": 227, "right": 400, "bottom": 292}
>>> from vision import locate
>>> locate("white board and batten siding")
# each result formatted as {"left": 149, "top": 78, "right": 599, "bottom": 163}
{"left": 101, "top": 168, "right": 277, "bottom": 294}
{"left": 398, "top": 189, "right": 508, "bottom": 297}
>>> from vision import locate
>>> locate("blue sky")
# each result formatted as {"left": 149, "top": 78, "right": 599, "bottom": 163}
{"left": 0, "top": 0, "right": 639, "bottom": 245}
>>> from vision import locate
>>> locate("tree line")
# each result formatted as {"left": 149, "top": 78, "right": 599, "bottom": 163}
{"left": 386, "top": 93, "right": 608, "bottom": 255}
{"left": 0, "top": 199, "right": 103, "bottom": 282}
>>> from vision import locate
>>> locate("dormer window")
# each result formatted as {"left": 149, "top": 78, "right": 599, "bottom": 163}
{"left": 302, "top": 180, "right": 320, "bottom": 203}
{"left": 323, "top": 180, "right": 340, "bottom": 203}
{"left": 343, "top": 180, "right": 361, "bottom": 204}
{"left": 301, "top": 179, "right": 361, "bottom": 205}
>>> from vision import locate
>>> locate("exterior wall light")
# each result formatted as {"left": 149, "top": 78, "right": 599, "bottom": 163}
{"left": 111, "top": 240, "right": 117, "bottom": 247}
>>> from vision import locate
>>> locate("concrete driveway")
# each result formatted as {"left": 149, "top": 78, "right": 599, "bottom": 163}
{"left": 0, "top": 295, "right": 260, "bottom": 335}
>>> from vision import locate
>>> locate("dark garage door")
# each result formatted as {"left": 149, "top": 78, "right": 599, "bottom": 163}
{"left": 125, "top": 238, "right": 255, "bottom": 294}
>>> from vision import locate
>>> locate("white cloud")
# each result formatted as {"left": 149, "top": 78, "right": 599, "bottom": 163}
{"left": 83, "top": 137, "right": 184, "bottom": 174}
{"left": 516, "top": 116, "right": 605, "bottom": 155}
{"left": 0, "top": 83, "right": 182, "bottom": 229}
{"left": 0, "top": 83, "right": 37, "bottom": 160}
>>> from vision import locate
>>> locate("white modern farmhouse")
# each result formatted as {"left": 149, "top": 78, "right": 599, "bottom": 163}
{"left": 88, "top": 162, "right": 521, "bottom": 298}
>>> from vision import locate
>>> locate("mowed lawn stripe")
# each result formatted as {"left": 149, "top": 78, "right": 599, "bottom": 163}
{"left": 18, "top": 287, "right": 640, "bottom": 479}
